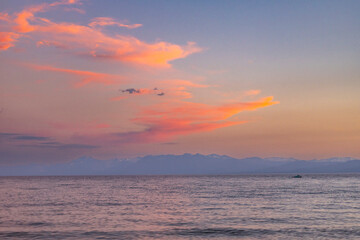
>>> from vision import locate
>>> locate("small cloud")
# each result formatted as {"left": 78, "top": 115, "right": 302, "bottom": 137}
{"left": 121, "top": 88, "right": 141, "bottom": 94}
{"left": 37, "top": 40, "right": 70, "bottom": 49}
{"left": 89, "top": 17, "right": 142, "bottom": 29}
{"left": 28, "top": 63, "right": 124, "bottom": 87}
{"left": 14, "top": 135, "right": 51, "bottom": 141}
{"left": 0, "top": 32, "right": 21, "bottom": 51}
{"left": 0, "top": 12, "right": 10, "bottom": 22}
{"left": 0, "top": 132, "right": 20, "bottom": 137}
{"left": 40, "top": 141, "right": 60, "bottom": 145}
{"left": 119, "top": 87, "right": 165, "bottom": 96}
{"left": 0, "top": 132, "right": 50, "bottom": 141}
{"left": 56, "top": 144, "right": 99, "bottom": 149}
{"left": 64, "top": 7, "right": 85, "bottom": 14}
{"left": 1, "top": 132, "right": 97, "bottom": 149}
{"left": 244, "top": 89, "right": 261, "bottom": 97}
{"left": 19, "top": 143, "right": 99, "bottom": 149}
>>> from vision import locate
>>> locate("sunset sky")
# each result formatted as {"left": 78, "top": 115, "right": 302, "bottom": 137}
{"left": 1, "top": 0, "right": 359, "bottom": 165}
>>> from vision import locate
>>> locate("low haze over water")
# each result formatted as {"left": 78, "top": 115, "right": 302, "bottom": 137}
{"left": 1, "top": 175, "right": 360, "bottom": 239}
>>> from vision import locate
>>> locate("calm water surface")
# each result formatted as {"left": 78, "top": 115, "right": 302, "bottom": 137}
{"left": 0, "top": 174, "right": 360, "bottom": 239}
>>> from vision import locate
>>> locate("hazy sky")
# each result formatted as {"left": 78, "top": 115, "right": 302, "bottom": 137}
{"left": 1, "top": 0, "right": 359, "bottom": 165}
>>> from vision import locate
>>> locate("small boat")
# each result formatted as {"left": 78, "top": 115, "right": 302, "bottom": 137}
{"left": 292, "top": 174, "right": 302, "bottom": 178}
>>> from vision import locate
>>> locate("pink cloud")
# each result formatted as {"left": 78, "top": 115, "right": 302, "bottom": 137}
{"left": 1, "top": 0, "right": 201, "bottom": 67}
{"left": 113, "top": 96, "right": 279, "bottom": 143}
{"left": 0, "top": 32, "right": 20, "bottom": 50}
{"left": 0, "top": 12, "right": 10, "bottom": 22}
{"left": 11, "top": 0, "right": 79, "bottom": 33}
{"left": 28, "top": 64, "right": 125, "bottom": 87}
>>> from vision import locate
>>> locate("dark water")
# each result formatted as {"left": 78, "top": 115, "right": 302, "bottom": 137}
{"left": 0, "top": 175, "right": 360, "bottom": 239}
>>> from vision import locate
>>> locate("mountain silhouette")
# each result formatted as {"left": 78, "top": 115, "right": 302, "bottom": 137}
{"left": 0, "top": 154, "right": 359, "bottom": 176}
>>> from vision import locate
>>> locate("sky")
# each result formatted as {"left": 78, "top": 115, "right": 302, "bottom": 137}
{"left": 0, "top": 0, "right": 359, "bottom": 165}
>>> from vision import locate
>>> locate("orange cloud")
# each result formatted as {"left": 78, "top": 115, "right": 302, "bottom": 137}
{"left": 217, "top": 96, "right": 278, "bottom": 118}
{"left": 13, "top": 9, "right": 36, "bottom": 33}
{"left": 114, "top": 96, "right": 279, "bottom": 143}
{"left": 0, "top": 32, "right": 20, "bottom": 50}
{"left": 12, "top": 0, "right": 78, "bottom": 33}
{"left": 244, "top": 89, "right": 261, "bottom": 96}
{"left": 1, "top": 0, "right": 201, "bottom": 67}
{"left": 28, "top": 64, "right": 124, "bottom": 87}
{"left": 117, "top": 41, "right": 201, "bottom": 68}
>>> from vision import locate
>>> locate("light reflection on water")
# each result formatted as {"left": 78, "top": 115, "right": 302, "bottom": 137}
{"left": 0, "top": 174, "right": 360, "bottom": 239}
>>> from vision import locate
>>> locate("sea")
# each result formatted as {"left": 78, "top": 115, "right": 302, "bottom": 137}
{"left": 0, "top": 174, "right": 360, "bottom": 239}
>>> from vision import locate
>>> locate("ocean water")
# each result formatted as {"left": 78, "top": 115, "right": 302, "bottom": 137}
{"left": 0, "top": 175, "right": 360, "bottom": 239}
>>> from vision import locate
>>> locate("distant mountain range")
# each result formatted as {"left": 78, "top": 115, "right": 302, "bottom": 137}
{"left": 1, "top": 154, "right": 360, "bottom": 176}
